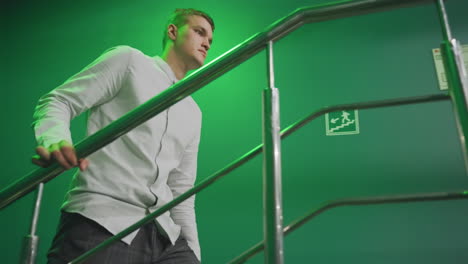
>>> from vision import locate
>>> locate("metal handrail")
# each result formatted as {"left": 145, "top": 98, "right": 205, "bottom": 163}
{"left": 0, "top": 0, "right": 434, "bottom": 210}
{"left": 263, "top": 41, "right": 284, "bottom": 263}
{"left": 69, "top": 93, "right": 449, "bottom": 263}
{"left": 228, "top": 190, "right": 468, "bottom": 264}
{"left": 20, "top": 183, "right": 43, "bottom": 264}
{"left": 436, "top": 0, "right": 468, "bottom": 172}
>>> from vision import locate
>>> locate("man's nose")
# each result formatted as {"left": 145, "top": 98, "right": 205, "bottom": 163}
{"left": 202, "top": 39, "right": 210, "bottom": 51}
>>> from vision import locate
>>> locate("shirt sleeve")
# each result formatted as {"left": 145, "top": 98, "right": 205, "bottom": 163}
{"left": 32, "top": 46, "right": 132, "bottom": 147}
{"left": 167, "top": 128, "right": 202, "bottom": 261}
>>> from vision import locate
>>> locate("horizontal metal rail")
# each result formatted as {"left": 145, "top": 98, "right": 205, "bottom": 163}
{"left": 69, "top": 93, "right": 449, "bottom": 263}
{"left": 0, "top": 0, "right": 434, "bottom": 210}
{"left": 229, "top": 190, "right": 468, "bottom": 264}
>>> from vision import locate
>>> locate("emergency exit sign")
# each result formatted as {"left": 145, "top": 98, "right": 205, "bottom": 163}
{"left": 325, "top": 110, "right": 360, "bottom": 136}
{"left": 432, "top": 44, "right": 468, "bottom": 91}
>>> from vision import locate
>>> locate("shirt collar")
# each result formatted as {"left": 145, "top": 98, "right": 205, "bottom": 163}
{"left": 153, "top": 56, "right": 178, "bottom": 83}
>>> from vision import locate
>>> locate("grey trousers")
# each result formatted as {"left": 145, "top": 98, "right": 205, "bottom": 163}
{"left": 47, "top": 212, "right": 200, "bottom": 264}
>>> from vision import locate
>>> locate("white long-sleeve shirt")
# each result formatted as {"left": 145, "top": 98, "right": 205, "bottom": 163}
{"left": 32, "top": 45, "right": 202, "bottom": 260}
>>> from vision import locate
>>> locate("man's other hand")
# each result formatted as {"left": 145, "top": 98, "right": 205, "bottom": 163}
{"left": 32, "top": 140, "right": 89, "bottom": 171}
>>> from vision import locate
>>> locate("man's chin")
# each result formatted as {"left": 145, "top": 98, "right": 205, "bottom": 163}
{"left": 191, "top": 58, "right": 205, "bottom": 69}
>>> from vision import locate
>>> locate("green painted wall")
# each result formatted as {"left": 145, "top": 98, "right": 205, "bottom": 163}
{"left": 2, "top": 0, "right": 467, "bottom": 263}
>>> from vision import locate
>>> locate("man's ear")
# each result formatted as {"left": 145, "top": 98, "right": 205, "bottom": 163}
{"left": 167, "top": 24, "right": 178, "bottom": 41}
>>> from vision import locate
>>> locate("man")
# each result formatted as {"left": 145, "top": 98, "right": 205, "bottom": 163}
{"left": 31, "top": 8, "right": 214, "bottom": 264}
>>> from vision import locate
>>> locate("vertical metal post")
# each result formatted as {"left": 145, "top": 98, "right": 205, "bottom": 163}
{"left": 262, "top": 41, "right": 284, "bottom": 264}
{"left": 435, "top": 0, "right": 468, "bottom": 174}
{"left": 20, "top": 183, "right": 44, "bottom": 264}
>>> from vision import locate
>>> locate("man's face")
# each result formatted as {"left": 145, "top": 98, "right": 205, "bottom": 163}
{"left": 172, "top": 15, "right": 213, "bottom": 69}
